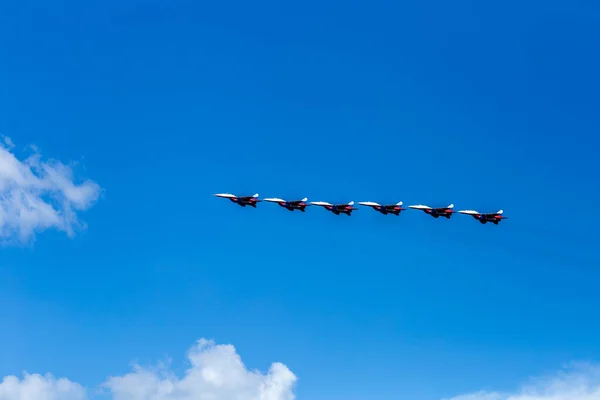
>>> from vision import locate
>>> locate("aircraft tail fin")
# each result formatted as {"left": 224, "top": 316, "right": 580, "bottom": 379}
{"left": 252, "top": 193, "right": 259, "bottom": 198}
{"left": 497, "top": 209, "right": 503, "bottom": 214}
{"left": 348, "top": 201, "right": 354, "bottom": 205}
{"left": 301, "top": 197, "right": 308, "bottom": 202}
{"left": 396, "top": 201, "right": 403, "bottom": 206}
{"left": 448, "top": 203, "right": 454, "bottom": 208}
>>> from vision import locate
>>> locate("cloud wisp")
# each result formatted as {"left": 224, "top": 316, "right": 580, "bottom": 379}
{"left": 445, "top": 362, "right": 600, "bottom": 400}
{"left": 0, "top": 338, "right": 298, "bottom": 400}
{"left": 0, "top": 136, "right": 101, "bottom": 244}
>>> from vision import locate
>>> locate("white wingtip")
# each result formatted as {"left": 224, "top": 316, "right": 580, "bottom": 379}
{"left": 310, "top": 201, "right": 332, "bottom": 206}
{"left": 263, "top": 197, "right": 284, "bottom": 203}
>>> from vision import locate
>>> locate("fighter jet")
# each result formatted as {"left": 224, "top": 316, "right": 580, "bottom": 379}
{"left": 310, "top": 201, "right": 357, "bottom": 216}
{"left": 458, "top": 209, "right": 507, "bottom": 224}
{"left": 358, "top": 201, "right": 406, "bottom": 215}
{"left": 214, "top": 193, "right": 260, "bottom": 208}
{"left": 408, "top": 203, "right": 455, "bottom": 219}
{"left": 263, "top": 197, "right": 310, "bottom": 212}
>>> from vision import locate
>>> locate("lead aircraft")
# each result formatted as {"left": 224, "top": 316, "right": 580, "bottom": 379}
{"left": 310, "top": 201, "right": 357, "bottom": 215}
{"left": 408, "top": 203, "right": 455, "bottom": 219}
{"left": 263, "top": 197, "right": 309, "bottom": 212}
{"left": 214, "top": 193, "right": 260, "bottom": 207}
{"left": 458, "top": 209, "right": 507, "bottom": 224}
{"left": 358, "top": 201, "right": 406, "bottom": 215}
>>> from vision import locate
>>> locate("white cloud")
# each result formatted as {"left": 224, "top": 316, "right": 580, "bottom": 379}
{"left": 0, "top": 373, "right": 87, "bottom": 400}
{"left": 3, "top": 340, "right": 600, "bottom": 400}
{"left": 0, "top": 137, "right": 101, "bottom": 243}
{"left": 104, "top": 338, "right": 297, "bottom": 400}
{"left": 0, "top": 338, "right": 297, "bottom": 400}
{"left": 445, "top": 363, "right": 600, "bottom": 400}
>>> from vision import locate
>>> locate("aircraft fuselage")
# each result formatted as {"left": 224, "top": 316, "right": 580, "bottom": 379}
{"left": 278, "top": 201, "right": 307, "bottom": 212}
{"left": 231, "top": 197, "right": 259, "bottom": 207}
{"left": 471, "top": 214, "right": 503, "bottom": 224}
{"left": 327, "top": 205, "right": 354, "bottom": 215}
{"left": 374, "top": 205, "right": 403, "bottom": 215}
{"left": 425, "top": 208, "right": 453, "bottom": 218}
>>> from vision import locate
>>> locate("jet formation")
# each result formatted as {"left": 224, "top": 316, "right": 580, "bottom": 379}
{"left": 214, "top": 193, "right": 507, "bottom": 225}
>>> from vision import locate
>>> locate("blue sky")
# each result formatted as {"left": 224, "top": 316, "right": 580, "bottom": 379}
{"left": 1, "top": 0, "right": 600, "bottom": 399}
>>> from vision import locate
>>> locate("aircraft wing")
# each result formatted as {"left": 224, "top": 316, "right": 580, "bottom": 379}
{"left": 458, "top": 209, "right": 480, "bottom": 216}
{"left": 310, "top": 201, "right": 355, "bottom": 208}
{"left": 408, "top": 204, "right": 432, "bottom": 210}
{"left": 310, "top": 201, "right": 333, "bottom": 207}
{"left": 263, "top": 197, "right": 286, "bottom": 203}
{"left": 459, "top": 209, "right": 504, "bottom": 216}
{"left": 410, "top": 204, "right": 453, "bottom": 211}
{"left": 214, "top": 193, "right": 237, "bottom": 199}
{"left": 358, "top": 201, "right": 381, "bottom": 207}
{"left": 264, "top": 197, "right": 309, "bottom": 205}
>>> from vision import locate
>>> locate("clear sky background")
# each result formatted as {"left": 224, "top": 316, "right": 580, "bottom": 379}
{"left": 1, "top": 1, "right": 600, "bottom": 399}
